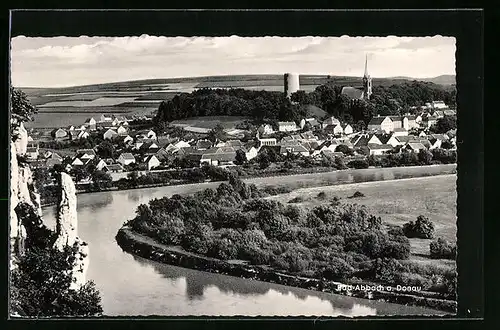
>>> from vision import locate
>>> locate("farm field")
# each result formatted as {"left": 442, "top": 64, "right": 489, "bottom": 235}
{"left": 38, "top": 97, "right": 138, "bottom": 108}
{"left": 171, "top": 116, "right": 250, "bottom": 130}
{"left": 266, "top": 175, "right": 457, "bottom": 262}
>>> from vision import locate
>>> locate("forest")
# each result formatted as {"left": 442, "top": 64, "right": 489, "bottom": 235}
{"left": 154, "top": 80, "right": 456, "bottom": 129}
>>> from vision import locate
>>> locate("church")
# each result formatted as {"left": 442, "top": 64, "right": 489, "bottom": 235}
{"left": 340, "top": 55, "right": 373, "bottom": 101}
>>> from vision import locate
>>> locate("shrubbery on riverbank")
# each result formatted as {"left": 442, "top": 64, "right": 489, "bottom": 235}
{"left": 124, "top": 176, "right": 455, "bottom": 298}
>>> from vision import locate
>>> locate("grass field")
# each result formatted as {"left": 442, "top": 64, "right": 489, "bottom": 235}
{"left": 171, "top": 116, "right": 250, "bottom": 130}
{"left": 266, "top": 175, "right": 457, "bottom": 261}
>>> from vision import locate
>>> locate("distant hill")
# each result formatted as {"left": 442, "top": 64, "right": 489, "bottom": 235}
{"left": 389, "top": 75, "right": 456, "bottom": 85}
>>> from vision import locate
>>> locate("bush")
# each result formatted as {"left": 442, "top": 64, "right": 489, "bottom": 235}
{"left": 347, "top": 159, "right": 369, "bottom": 169}
{"left": 317, "top": 191, "right": 327, "bottom": 200}
{"left": 403, "top": 215, "right": 435, "bottom": 239}
{"left": 387, "top": 226, "right": 405, "bottom": 237}
{"left": 321, "top": 257, "right": 355, "bottom": 280}
{"left": 429, "top": 237, "right": 457, "bottom": 260}
{"left": 288, "top": 196, "right": 305, "bottom": 204}
{"left": 348, "top": 191, "right": 365, "bottom": 199}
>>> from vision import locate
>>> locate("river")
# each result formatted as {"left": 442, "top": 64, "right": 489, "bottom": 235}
{"left": 42, "top": 164, "right": 456, "bottom": 316}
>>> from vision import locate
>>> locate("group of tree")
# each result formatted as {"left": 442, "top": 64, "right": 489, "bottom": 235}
{"left": 154, "top": 80, "right": 456, "bottom": 131}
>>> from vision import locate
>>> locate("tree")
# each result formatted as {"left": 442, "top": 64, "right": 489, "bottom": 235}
{"left": 403, "top": 215, "right": 435, "bottom": 239}
{"left": 70, "top": 167, "right": 89, "bottom": 182}
{"left": 207, "top": 123, "right": 226, "bottom": 143}
{"left": 441, "top": 140, "right": 454, "bottom": 149}
{"left": 11, "top": 88, "right": 37, "bottom": 123}
{"left": 431, "top": 115, "right": 457, "bottom": 134}
{"left": 418, "top": 149, "right": 433, "bottom": 165}
{"left": 97, "top": 141, "right": 115, "bottom": 159}
{"left": 335, "top": 144, "right": 354, "bottom": 156}
{"left": 429, "top": 237, "right": 456, "bottom": 260}
{"left": 91, "top": 170, "right": 113, "bottom": 191}
{"left": 234, "top": 149, "right": 247, "bottom": 165}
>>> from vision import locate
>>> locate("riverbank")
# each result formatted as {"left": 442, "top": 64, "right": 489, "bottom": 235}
{"left": 116, "top": 227, "right": 455, "bottom": 314}
{"left": 40, "top": 163, "right": 456, "bottom": 207}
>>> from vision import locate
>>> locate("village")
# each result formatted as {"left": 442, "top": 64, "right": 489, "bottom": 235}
{"left": 23, "top": 99, "right": 457, "bottom": 190}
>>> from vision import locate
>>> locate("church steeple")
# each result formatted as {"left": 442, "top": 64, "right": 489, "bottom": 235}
{"left": 362, "top": 54, "right": 372, "bottom": 100}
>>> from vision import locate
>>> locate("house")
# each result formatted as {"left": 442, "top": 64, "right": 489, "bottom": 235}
{"left": 322, "top": 116, "right": 341, "bottom": 129}
{"left": 77, "top": 131, "right": 90, "bottom": 139}
{"left": 174, "top": 140, "right": 191, "bottom": 149}
{"left": 367, "top": 116, "right": 393, "bottom": 133}
{"left": 26, "top": 146, "right": 39, "bottom": 160}
{"left": 145, "top": 155, "right": 161, "bottom": 170}
{"left": 326, "top": 124, "right": 343, "bottom": 135}
{"left": 427, "top": 134, "right": 448, "bottom": 149}
{"left": 51, "top": 128, "right": 68, "bottom": 140}
{"left": 225, "top": 140, "right": 244, "bottom": 148}
{"left": 258, "top": 124, "right": 274, "bottom": 136}
{"left": 258, "top": 138, "right": 277, "bottom": 147}
{"left": 243, "top": 143, "right": 260, "bottom": 161}
{"left": 279, "top": 143, "right": 310, "bottom": 157}
{"left": 100, "top": 114, "right": 112, "bottom": 122}
{"left": 103, "top": 128, "right": 118, "bottom": 140}
{"left": 342, "top": 124, "right": 354, "bottom": 135}
{"left": 84, "top": 117, "right": 97, "bottom": 130}
{"left": 434, "top": 110, "right": 445, "bottom": 118}
{"left": 431, "top": 101, "right": 449, "bottom": 109}
{"left": 367, "top": 144, "right": 393, "bottom": 156}
{"left": 405, "top": 142, "right": 426, "bottom": 153}
{"left": 419, "top": 139, "right": 432, "bottom": 149}
{"left": 406, "top": 115, "right": 418, "bottom": 129}
{"left": 112, "top": 118, "right": 121, "bottom": 126}
{"left": 443, "top": 109, "right": 456, "bottom": 116}
{"left": 299, "top": 131, "right": 317, "bottom": 142}
{"left": 421, "top": 113, "right": 438, "bottom": 128}
{"left": 139, "top": 142, "right": 160, "bottom": 154}
{"left": 315, "top": 140, "right": 341, "bottom": 155}
{"left": 96, "top": 159, "right": 108, "bottom": 171}
{"left": 77, "top": 149, "right": 96, "bottom": 160}
{"left": 392, "top": 128, "right": 408, "bottom": 137}
{"left": 117, "top": 153, "right": 136, "bottom": 166}
{"left": 143, "top": 130, "right": 157, "bottom": 140}
{"left": 388, "top": 116, "right": 410, "bottom": 130}
{"left": 300, "top": 118, "right": 321, "bottom": 129}
{"left": 278, "top": 121, "right": 298, "bottom": 132}
{"left": 155, "top": 147, "right": 169, "bottom": 162}
{"left": 116, "top": 125, "right": 128, "bottom": 135}
{"left": 103, "top": 164, "right": 124, "bottom": 173}
{"left": 200, "top": 152, "right": 237, "bottom": 167}
{"left": 196, "top": 139, "right": 212, "bottom": 150}
{"left": 119, "top": 135, "right": 134, "bottom": 145}
{"left": 341, "top": 86, "right": 364, "bottom": 100}
{"left": 415, "top": 114, "right": 423, "bottom": 124}
{"left": 71, "top": 157, "right": 84, "bottom": 166}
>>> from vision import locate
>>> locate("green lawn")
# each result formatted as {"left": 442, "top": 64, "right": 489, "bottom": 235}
{"left": 267, "top": 175, "right": 457, "bottom": 261}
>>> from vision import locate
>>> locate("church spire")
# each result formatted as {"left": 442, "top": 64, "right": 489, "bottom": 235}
{"left": 364, "top": 53, "right": 369, "bottom": 78}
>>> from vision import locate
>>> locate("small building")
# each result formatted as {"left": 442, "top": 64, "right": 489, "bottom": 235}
{"left": 300, "top": 118, "right": 321, "bottom": 130}
{"left": 117, "top": 153, "right": 136, "bottom": 166}
{"left": 200, "top": 152, "right": 236, "bottom": 167}
{"left": 51, "top": 128, "right": 68, "bottom": 140}
{"left": 257, "top": 124, "right": 274, "bottom": 136}
{"left": 77, "top": 149, "right": 96, "bottom": 160}
{"left": 103, "top": 164, "right": 124, "bottom": 173}
{"left": 443, "top": 109, "right": 456, "bottom": 116}
{"left": 84, "top": 117, "right": 97, "bottom": 130}
{"left": 71, "top": 157, "right": 84, "bottom": 166}
{"left": 145, "top": 155, "right": 161, "bottom": 170}
{"left": 77, "top": 131, "right": 90, "bottom": 139}
{"left": 278, "top": 121, "right": 298, "bottom": 132}
{"left": 342, "top": 123, "right": 354, "bottom": 135}
{"left": 322, "top": 116, "right": 341, "bottom": 129}
{"left": 26, "top": 146, "right": 39, "bottom": 160}
{"left": 279, "top": 143, "right": 310, "bottom": 157}
{"left": 392, "top": 128, "right": 408, "bottom": 137}
{"left": 367, "top": 144, "right": 393, "bottom": 156}
{"left": 388, "top": 116, "right": 410, "bottom": 130}
{"left": 367, "top": 116, "right": 394, "bottom": 133}
{"left": 116, "top": 125, "right": 128, "bottom": 135}
{"left": 174, "top": 140, "right": 191, "bottom": 149}
{"left": 100, "top": 114, "right": 112, "bottom": 122}
{"left": 103, "top": 128, "right": 118, "bottom": 140}
{"left": 196, "top": 139, "right": 212, "bottom": 150}
{"left": 258, "top": 138, "right": 277, "bottom": 147}
{"left": 405, "top": 142, "right": 426, "bottom": 153}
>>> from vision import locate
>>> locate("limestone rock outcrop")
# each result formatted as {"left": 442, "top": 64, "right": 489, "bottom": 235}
{"left": 54, "top": 172, "right": 78, "bottom": 250}
{"left": 54, "top": 172, "right": 89, "bottom": 289}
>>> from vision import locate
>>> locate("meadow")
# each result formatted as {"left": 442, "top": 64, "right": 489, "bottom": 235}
{"left": 266, "top": 175, "right": 457, "bottom": 261}
{"left": 171, "top": 116, "right": 250, "bottom": 130}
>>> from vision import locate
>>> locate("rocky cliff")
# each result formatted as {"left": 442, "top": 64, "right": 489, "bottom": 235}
{"left": 10, "top": 120, "right": 89, "bottom": 289}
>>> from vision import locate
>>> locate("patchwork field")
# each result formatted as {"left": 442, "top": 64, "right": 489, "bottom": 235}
{"left": 19, "top": 74, "right": 452, "bottom": 129}
{"left": 266, "top": 175, "right": 457, "bottom": 260}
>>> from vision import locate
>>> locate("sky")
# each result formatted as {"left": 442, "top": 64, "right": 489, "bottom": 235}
{"left": 11, "top": 35, "right": 456, "bottom": 88}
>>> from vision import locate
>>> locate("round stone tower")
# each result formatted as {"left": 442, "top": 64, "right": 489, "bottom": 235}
{"left": 284, "top": 73, "right": 300, "bottom": 99}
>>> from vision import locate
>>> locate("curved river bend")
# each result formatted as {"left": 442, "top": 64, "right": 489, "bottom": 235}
{"left": 42, "top": 165, "right": 456, "bottom": 316}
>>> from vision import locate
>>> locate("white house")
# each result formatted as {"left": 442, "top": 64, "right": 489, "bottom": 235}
{"left": 244, "top": 146, "right": 259, "bottom": 161}
{"left": 174, "top": 140, "right": 191, "bottom": 149}
{"left": 103, "top": 128, "right": 118, "bottom": 140}
{"left": 71, "top": 157, "right": 84, "bottom": 166}
{"left": 331, "top": 124, "right": 344, "bottom": 135}
{"left": 258, "top": 138, "right": 277, "bottom": 147}
{"left": 77, "top": 131, "right": 90, "bottom": 139}
{"left": 392, "top": 128, "right": 408, "bottom": 137}
{"left": 100, "top": 114, "right": 112, "bottom": 122}
{"left": 84, "top": 117, "right": 97, "bottom": 130}
{"left": 145, "top": 155, "right": 161, "bottom": 170}
{"left": 367, "top": 116, "right": 394, "bottom": 133}
{"left": 117, "top": 125, "right": 128, "bottom": 135}
{"left": 278, "top": 121, "right": 298, "bottom": 132}
{"left": 258, "top": 124, "right": 274, "bottom": 135}
{"left": 117, "top": 153, "right": 136, "bottom": 166}
{"left": 367, "top": 144, "right": 393, "bottom": 156}
{"left": 432, "top": 101, "right": 449, "bottom": 109}
{"left": 342, "top": 124, "right": 353, "bottom": 135}
{"left": 322, "top": 116, "right": 341, "bottom": 129}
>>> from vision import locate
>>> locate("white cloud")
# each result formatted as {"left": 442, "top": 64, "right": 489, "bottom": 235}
{"left": 11, "top": 35, "right": 455, "bottom": 87}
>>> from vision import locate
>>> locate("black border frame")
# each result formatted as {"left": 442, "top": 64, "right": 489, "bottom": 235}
{"left": 2, "top": 6, "right": 485, "bottom": 330}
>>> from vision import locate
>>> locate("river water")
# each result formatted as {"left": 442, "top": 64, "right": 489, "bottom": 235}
{"left": 42, "top": 165, "right": 456, "bottom": 316}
